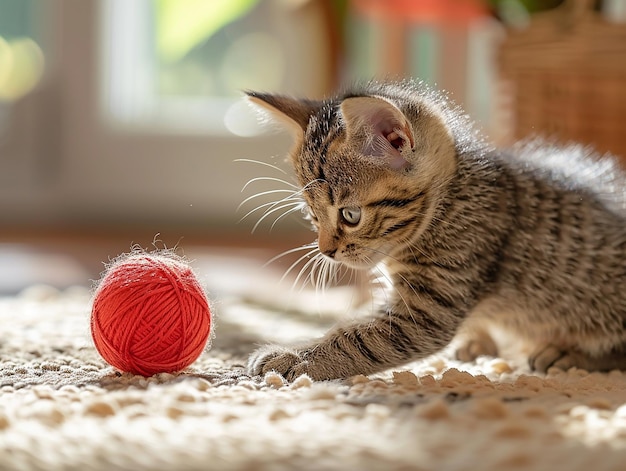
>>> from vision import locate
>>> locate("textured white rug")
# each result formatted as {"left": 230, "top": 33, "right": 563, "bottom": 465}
{"left": 1, "top": 251, "right": 626, "bottom": 471}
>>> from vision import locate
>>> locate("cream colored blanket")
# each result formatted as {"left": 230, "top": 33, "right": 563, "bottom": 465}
{"left": 1, "top": 252, "right": 625, "bottom": 471}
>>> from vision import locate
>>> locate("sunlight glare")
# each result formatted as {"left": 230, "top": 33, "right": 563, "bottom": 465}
{"left": 0, "top": 36, "right": 44, "bottom": 101}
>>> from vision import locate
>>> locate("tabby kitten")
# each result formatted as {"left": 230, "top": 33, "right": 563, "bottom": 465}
{"left": 245, "top": 80, "right": 626, "bottom": 381}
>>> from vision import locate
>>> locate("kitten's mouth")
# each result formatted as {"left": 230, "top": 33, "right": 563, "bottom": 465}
{"left": 330, "top": 252, "right": 386, "bottom": 270}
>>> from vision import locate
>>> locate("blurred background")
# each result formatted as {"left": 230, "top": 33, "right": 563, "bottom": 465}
{"left": 0, "top": 0, "right": 624, "bottom": 291}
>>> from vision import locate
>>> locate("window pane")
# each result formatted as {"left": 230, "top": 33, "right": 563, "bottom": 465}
{"left": 153, "top": 0, "right": 331, "bottom": 98}
{"left": 102, "top": 0, "right": 334, "bottom": 132}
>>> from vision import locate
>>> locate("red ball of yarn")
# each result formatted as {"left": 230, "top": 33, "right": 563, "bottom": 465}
{"left": 90, "top": 252, "right": 212, "bottom": 376}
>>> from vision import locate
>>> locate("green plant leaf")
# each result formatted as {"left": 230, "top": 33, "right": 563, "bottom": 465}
{"left": 156, "top": 0, "right": 260, "bottom": 63}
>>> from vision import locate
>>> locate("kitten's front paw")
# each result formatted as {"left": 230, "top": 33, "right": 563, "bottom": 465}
{"left": 247, "top": 345, "right": 310, "bottom": 381}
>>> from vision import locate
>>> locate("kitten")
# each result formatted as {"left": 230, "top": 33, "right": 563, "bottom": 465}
{"left": 245, "top": 80, "right": 626, "bottom": 381}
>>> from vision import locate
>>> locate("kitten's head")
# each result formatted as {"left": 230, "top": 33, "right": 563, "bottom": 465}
{"left": 247, "top": 81, "right": 458, "bottom": 269}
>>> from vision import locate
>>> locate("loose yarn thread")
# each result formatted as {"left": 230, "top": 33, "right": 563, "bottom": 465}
{"left": 91, "top": 251, "right": 212, "bottom": 376}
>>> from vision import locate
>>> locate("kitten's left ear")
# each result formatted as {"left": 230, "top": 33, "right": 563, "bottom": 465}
{"left": 340, "top": 96, "right": 415, "bottom": 170}
{"left": 245, "top": 91, "right": 320, "bottom": 137}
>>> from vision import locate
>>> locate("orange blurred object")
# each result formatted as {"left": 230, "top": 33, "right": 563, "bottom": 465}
{"left": 352, "top": 0, "right": 488, "bottom": 23}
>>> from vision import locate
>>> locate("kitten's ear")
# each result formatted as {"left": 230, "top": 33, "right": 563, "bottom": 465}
{"left": 340, "top": 96, "right": 415, "bottom": 170}
{"left": 245, "top": 91, "right": 320, "bottom": 136}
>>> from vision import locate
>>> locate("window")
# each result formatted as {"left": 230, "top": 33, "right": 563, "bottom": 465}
{"left": 100, "top": 0, "right": 336, "bottom": 135}
{"left": 0, "top": 0, "right": 336, "bottom": 231}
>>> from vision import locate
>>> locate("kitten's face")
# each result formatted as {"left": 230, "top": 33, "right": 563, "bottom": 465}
{"left": 296, "top": 137, "right": 430, "bottom": 269}
{"left": 248, "top": 87, "right": 456, "bottom": 269}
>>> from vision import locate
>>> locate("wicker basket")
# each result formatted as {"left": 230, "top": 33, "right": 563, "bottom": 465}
{"left": 498, "top": 0, "right": 626, "bottom": 161}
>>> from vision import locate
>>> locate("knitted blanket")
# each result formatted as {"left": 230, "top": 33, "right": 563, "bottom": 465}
{"left": 1, "top": 251, "right": 625, "bottom": 471}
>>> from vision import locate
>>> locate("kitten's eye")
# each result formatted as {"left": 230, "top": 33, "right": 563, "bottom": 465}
{"left": 340, "top": 207, "right": 361, "bottom": 226}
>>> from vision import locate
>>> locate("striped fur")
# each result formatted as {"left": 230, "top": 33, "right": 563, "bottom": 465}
{"left": 246, "top": 80, "right": 626, "bottom": 381}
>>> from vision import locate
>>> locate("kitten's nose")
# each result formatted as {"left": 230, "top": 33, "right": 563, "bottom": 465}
{"left": 323, "top": 249, "right": 337, "bottom": 259}
{"left": 318, "top": 231, "right": 338, "bottom": 259}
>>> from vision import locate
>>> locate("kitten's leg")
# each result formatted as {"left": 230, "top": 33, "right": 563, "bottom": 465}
{"left": 529, "top": 344, "right": 626, "bottom": 373}
{"left": 248, "top": 303, "right": 460, "bottom": 381}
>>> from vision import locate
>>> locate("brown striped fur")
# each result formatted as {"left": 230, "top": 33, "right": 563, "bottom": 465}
{"left": 246, "top": 80, "right": 626, "bottom": 381}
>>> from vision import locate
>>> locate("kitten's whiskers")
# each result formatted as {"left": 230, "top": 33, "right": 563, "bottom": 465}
{"left": 237, "top": 189, "right": 297, "bottom": 212}
{"left": 238, "top": 198, "right": 293, "bottom": 225}
{"left": 294, "top": 251, "right": 324, "bottom": 290}
{"left": 241, "top": 176, "right": 299, "bottom": 192}
{"left": 263, "top": 242, "right": 318, "bottom": 268}
{"left": 282, "top": 247, "right": 320, "bottom": 285}
{"left": 269, "top": 204, "right": 306, "bottom": 231}
{"left": 251, "top": 201, "right": 303, "bottom": 233}
{"left": 239, "top": 184, "right": 308, "bottom": 232}
{"left": 234, "top": 158, "right": 288, "bottom": 175}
